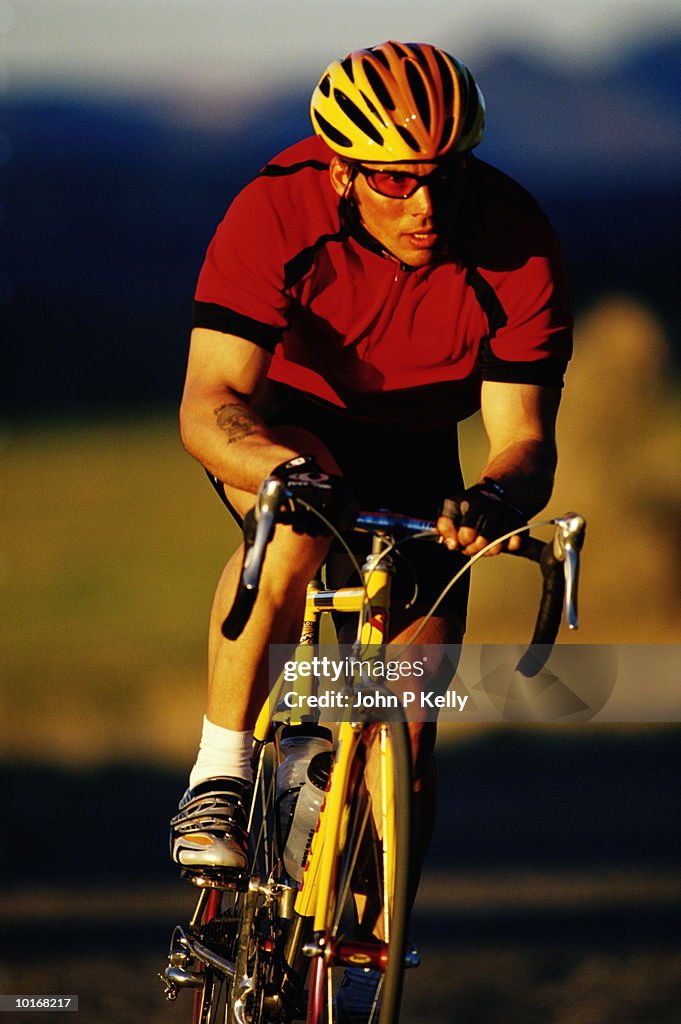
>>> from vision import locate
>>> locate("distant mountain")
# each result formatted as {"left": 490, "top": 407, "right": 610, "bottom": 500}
{"left": 472, "top": 43, "right": 680, "bottom": 190}
{"left": 3, "top": 39, "right": 679, "bottom": 415}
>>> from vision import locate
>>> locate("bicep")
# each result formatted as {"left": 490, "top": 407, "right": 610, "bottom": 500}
{"left": 182, "top": 328, "right": 272, "bottom": 405}
{"left": 480, "top": 381, "right": 561, "bottom": 453}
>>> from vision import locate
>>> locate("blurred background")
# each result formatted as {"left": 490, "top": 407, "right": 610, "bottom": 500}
{"left": 2, "top": 3, "right": 680, "bottom": 1021}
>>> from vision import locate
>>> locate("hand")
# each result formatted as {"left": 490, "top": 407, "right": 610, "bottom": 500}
{"left": 271, "top": 455, "right": 355, "bottom": 537}
{"left": 437, "top": 479, "right": 526, "bottom": 556}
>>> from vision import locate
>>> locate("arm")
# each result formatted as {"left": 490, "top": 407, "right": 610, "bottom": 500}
{"left": 179, "top": 327, "right": 300, "bottom": 495}
{"left": 437, "top": 380, "right": 561, "bottom": 556}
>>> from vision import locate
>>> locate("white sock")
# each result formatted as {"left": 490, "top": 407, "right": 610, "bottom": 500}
{"left": 189, "top": 717, "right": 254, "bottom": 789}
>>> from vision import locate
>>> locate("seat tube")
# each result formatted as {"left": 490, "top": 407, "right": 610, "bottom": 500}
{"left": 301, "top": 576, "right": 324, "bottom": 646}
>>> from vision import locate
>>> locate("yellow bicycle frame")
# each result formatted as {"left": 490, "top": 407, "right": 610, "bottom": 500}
{"left": 251, "top": 551, "right": 398, "bottom": 939}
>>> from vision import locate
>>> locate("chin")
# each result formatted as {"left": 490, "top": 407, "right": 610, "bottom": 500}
{"left": 402, "top": 251, "right": 436, "bottom": 269}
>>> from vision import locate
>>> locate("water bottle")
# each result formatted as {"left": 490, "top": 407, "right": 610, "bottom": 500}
{"left": 275, "top": 724, "right": 333, "bottom": 858}
{"left": 283, "top": 750, "right": 334, "bottom": 882}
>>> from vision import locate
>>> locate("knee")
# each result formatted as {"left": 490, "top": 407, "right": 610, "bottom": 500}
{"left": 260, "top": 528, "right": 330, "bottom": 601}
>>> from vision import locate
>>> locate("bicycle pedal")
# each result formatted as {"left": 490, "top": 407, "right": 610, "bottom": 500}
{"left": 181, "top": 867, "right": 248, "bottom": 890}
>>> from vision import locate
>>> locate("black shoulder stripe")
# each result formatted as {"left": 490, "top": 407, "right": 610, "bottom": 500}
{"left": 481, "top": 357, "right": 567, "bottom": 389}
{"left": 466, "top": 268, "right": 566, "bottom": 387}
{"left": 284, "top": 232, "right": 345, "bottom": 290}
{"left": 465, "top": 266, "right": 508, "bottom": 337}
{"left": 258, "top": 159, "right": 330, "bottom": 178}
{"left": 192, "top": 301, "right": 281, "bottom": 353}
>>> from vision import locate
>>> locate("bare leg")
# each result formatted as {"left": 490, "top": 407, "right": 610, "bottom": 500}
{"left": 204, "top": 426, "right": 341, "bottom": 732}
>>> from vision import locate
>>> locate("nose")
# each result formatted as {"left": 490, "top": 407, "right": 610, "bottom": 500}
{"left": 408, "top": 184, "right": 434, "bottom": 217}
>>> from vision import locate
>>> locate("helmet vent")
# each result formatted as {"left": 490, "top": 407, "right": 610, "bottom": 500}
{"left": 438, "top": 115, "right": 455, "bottom": 153}
{"left": 396, "top": 125, "right": 421, "bottom": 152}
{"left": 433, "top": 49, "right": 454, "bottom": 111}
{"left": 406, "top": 61, "right": 432, "bottom": 131}
{"left": 340, "top": 56, "right": 355, "bottom": 83}
{"left": 334, "top": 89, "right": 384, "bottom": 145}
{"left": 318, "top": 74, "right": 331, "bottom": 98}
{"left": 362, "top": 59, "right": 395, "bottom": 111}
{"left": 312, "top": 109, "right": 353, "bottom": 149}
{"left": 406, "top": 43, "right": 430, "bottom": 70}
{"left": 359, "top": 89, "right": 382, "bottom": 121}
{"left": 390, "top": 41, "right": 410, "bottom": 60}
{"left": 369, "top": 46, "right": 391, "bottom": 69}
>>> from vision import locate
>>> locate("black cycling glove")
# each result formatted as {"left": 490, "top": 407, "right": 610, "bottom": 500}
{"left": 439, "top": 478, "right": 527, "bottom": 545}
{"left": 271, "top": 455, "right": 355, "bottom": 537}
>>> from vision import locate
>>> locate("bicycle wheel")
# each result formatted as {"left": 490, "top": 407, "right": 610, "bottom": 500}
{"left": 307, "top": 719, "right": 413, "bottom": 1024}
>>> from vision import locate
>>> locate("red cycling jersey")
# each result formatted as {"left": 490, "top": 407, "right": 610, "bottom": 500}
{"left": 194, "top": 136, "right": 572, "bottom": 428}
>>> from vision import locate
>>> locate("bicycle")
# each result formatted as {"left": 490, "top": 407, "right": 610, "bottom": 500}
{"left": 160, "top": 473, "right": 585, "bottom": 1024}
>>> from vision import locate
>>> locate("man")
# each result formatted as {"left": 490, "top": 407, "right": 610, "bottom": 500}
{"left": 171, "top": 39, "right": 571, "bottom": 1018}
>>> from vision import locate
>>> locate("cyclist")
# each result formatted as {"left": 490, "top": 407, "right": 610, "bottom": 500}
{"left": 171, "top": 41, "right": 572, "bottom": 1019}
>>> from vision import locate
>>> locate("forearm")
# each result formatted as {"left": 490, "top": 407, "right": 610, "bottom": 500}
{"left": 180, "top": 388, "right": 299, "bottom": 495}
{"left": 479, "top": 438, "right": 557, "bottom": 516}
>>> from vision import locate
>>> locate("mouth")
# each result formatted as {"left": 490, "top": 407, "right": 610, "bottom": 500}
{"left": 405, "top": 230, "right": 438, "bottom": 250}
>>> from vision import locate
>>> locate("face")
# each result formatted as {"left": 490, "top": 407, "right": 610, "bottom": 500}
{"left": 330, "top": 157, "right": 463, "bottom": 268}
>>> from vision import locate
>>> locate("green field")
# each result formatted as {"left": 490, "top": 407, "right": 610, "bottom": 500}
{"left": 1, "top": 414, "right": 234, "bottom": 765}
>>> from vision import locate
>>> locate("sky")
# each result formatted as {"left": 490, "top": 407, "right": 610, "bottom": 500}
{"left": 5, "top": 0, "right": 681, "bottom": 108}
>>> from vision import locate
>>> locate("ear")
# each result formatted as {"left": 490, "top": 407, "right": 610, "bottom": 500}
{"left": 329, "top": 156, "right": 353, "bottom": 198}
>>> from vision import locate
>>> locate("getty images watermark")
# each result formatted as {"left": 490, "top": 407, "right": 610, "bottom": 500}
{"left": 269, "top": 644, "right": 681, "bottom": 723}
{"left": 280, "top": 652, "right": 468, "bottom": 713}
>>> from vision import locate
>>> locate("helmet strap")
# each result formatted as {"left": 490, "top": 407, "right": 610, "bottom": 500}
{"left": 340, "top": 163, "right": 359, "bottom": 200}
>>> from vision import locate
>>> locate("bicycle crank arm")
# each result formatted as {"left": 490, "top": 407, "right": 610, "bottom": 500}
{"left": 233, "top": 976, "right": 254, "bottom": 1024}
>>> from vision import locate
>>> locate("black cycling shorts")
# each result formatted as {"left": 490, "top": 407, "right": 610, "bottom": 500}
{"left": 211, "top": 381, "right": 470, "bottom": 627}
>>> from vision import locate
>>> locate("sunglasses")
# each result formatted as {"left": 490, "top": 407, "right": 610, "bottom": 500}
{"left": 351, "top": 161, "right": 464, "bottom": 199}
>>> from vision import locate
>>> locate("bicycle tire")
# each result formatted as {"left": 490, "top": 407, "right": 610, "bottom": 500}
{"left": 307, "top": 719, "right": 413, "bottom": 1024}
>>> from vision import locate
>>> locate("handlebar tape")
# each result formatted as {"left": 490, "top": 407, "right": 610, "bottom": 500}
{"left": 221, "top": 586, "right": 257, "bottom": 641}
{"left": 510, "top": 538, "right": 565, "bottom": 674}
{"left": 221, "top": 509, "right": 258, "bottom": 641}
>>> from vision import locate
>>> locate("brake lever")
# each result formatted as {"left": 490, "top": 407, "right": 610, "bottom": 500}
{"left": 242, "top": 477, "right": 285, "bottom": 591}
{"left": 552, "top": 514, "right": 586, "bottom": 630}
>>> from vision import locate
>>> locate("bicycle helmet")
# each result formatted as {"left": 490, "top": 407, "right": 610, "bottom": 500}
{"left": 311, "top": 41, "right": 485, "bottom": 162}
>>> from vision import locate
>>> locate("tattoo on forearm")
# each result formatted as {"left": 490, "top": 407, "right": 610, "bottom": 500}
{"left": 213, "top": 403, "right": 259, "bottom": 444}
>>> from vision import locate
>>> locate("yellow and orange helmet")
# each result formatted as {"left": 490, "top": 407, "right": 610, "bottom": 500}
{"left": 311, "top": 41, "right": 485, "bottom": 162}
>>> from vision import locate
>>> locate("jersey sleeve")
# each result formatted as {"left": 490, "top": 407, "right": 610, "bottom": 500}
{"left": 477, "top": 233, "right": 573, "bottom": 388}
{"left": 193, "top": 180, "right": 289, "bottom": 352}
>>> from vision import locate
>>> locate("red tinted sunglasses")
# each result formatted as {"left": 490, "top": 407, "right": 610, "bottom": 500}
{"left": 352, "top": 161, "right": 464, "bottom": 199}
